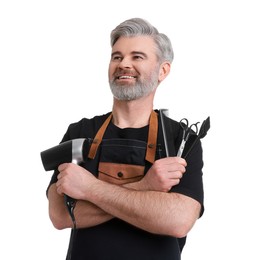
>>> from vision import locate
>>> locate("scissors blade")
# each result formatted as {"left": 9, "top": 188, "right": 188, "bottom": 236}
{"left": 177, "top": 139, "right": 186, "bottom": 157}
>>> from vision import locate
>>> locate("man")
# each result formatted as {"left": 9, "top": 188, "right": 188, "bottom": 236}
{"left": 47, "top": 18, "right": 204, "bottom": 260}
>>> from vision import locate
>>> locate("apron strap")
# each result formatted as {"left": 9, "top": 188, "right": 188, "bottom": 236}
{"left": 88, "top": 111, "right": 158, "bottom": 163}
{"left": 88, "top": 113, "right": 112, "bottom": 159}
{"left": 145, "top": 111, "right": 158, "bottom": 164}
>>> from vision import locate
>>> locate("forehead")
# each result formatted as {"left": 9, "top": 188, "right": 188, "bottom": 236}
{"left": 112, "top": 36, "right": 157, "bottom": 55}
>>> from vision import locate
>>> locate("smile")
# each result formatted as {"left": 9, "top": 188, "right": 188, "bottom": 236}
{"left": 117, "top": 75, "right": 136, "bottom": 79}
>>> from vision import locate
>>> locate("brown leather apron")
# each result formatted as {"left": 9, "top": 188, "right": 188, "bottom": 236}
{"left": 87, "top": 111, "right": 158, "bottom": 185}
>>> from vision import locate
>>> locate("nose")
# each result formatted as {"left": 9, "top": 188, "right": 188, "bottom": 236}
{"left": 118, "top": 57, "right": 132, "bottom": 69}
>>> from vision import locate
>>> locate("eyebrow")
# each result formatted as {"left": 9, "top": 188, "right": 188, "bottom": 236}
{"left": 111, "top": 51, "right": 148, "bottom": 58}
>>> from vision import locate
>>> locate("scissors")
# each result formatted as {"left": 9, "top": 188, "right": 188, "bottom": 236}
{"left": 177, "top": 118, "right": 200, "bottom": 157}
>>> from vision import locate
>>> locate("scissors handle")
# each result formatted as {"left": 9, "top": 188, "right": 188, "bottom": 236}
{"left": 178, "top": 119, "right": 200, "bottom": 157}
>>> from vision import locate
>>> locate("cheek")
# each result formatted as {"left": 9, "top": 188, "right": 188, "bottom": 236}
{"left": 108, "top": 63, "right": 116, "bottom": 79}
{"left": 143, "top": 66, "right": 159, "bottom": 81}
{"left": 108, "top": 65, "right": 113, "bottom": 80}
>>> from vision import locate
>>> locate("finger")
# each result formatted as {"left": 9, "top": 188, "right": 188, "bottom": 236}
{"left": 56, "top": 180, "right": 61, "bottom": 192}
{"left": 58, "top": 163, "right": 68, "bottom": 172}
{"left": 168, "top": 164, "right": 186, "bottom": 174}
{"left": 167, "top": 171, "right": 183, "bottom": 181}
{"left": 56, "top": 184, "right": 63, "bottom": 195}
{"left": 169, "top": 178, "right": 181, "bottom": 188}
{"left": 164, "top": 157, "right": 187, "bottom": 167}
{"left": 175, "top": 157, "right": 187, "bottom": 167}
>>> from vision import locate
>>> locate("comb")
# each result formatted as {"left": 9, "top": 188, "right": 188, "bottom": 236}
{"left": 159, "top": 109, "right": 169, "bottom": 157}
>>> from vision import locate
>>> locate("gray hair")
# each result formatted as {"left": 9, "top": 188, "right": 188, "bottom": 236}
{"left": 110, "top": 18, "right": 174, "bottom": 64}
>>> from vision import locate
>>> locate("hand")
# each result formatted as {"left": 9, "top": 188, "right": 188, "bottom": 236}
{"left": 140, "top": 157, "right": 187, "bottom": 192}
{"left": 56, "top": 163, "right": 96, "bottom": 200}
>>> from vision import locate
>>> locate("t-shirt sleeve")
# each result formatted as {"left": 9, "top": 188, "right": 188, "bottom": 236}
{"left": 171, "top": 135, "right": 204, "bottom": 217}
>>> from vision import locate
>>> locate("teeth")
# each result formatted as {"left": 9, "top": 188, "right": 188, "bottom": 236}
{"left": 118, "top": 76, "right": 135, "bottom": 79}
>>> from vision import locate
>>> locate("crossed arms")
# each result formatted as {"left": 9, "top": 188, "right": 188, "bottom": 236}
{"left": 48, "top": 157, "right": 201, "bottom": 238}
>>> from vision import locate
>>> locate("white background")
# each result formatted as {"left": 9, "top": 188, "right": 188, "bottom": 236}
{"left": 1, "top": 0, "right": 259, "bottom": 259}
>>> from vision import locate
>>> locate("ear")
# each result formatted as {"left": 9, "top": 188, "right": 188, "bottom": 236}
{"left": 158, "top": 62, "right": 171, "bottom": 83}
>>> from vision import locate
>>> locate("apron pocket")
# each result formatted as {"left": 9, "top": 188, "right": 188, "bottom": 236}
{"left": 98, "top": 162, "right": 144, "bottom": 185}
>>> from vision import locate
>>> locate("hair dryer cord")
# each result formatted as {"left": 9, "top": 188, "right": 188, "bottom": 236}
{"left": 64, "top": 195, "right": 77, "bottom": 229}
{"left": 65, "top": 195, "right": 77, "bottom": 260}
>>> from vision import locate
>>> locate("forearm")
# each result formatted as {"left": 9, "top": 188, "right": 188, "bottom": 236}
{"left": 84, "top": 179, "right": 201, "bottom": 237}
{"left": 48, "top": 178, "right": 149, "bottom": 230}
{"left": 70, "top": 179, "right": 153, "bottom": 228}
{"left": 123, "top": 179, "right": 148, "bottom": 190}
{"left": 73, "top": 200, "right": 113, "bottom": 228}
{"left": 72, "top": 181, "right": 145, "bottom": 228}
{"left": 48, "top": 184, "right": 113, "bottom": 229}
{"left": 59, "top": 181, "right": 149, "bottom": 228}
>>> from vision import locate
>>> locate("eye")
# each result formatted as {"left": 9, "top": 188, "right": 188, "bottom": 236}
{"left": 133, "top": 55, "right": 144, "bottom": 60}
{"left": 111, "top": 55, "right": 122, "bottom": 61}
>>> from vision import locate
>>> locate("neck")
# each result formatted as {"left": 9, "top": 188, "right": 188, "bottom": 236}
{"left": 111, "top": 95, "right": 155, "bottom": 128}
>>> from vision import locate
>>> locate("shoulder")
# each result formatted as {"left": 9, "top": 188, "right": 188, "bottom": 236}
{"left": 64, "top": 112, "right": 111, "bottom": 140}
{"left": 156, "top": 109, "right": 180, "bottom": 131}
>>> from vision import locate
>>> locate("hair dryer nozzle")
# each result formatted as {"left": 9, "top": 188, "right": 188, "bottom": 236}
{"left": 41, "top": 140, "right": 73, "bottom": 171}
{"left": 40, "top": 138, "right": 86, "bottom": 171}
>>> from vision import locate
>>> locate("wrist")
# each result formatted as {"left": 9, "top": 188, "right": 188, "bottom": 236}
{"left": 124, "top": 179, "right": 149, "bottom": 191}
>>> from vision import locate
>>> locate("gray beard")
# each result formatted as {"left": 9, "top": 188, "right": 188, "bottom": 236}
{"left": 109, "top": 70, "right": 159, "bottom": 101}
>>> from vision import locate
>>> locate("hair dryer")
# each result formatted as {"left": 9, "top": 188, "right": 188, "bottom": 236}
{"left": 40, "top": 138, "right": 89, "bottom": 171}
{"left": 40, "top": 138, "right": 90, "bottom": 226}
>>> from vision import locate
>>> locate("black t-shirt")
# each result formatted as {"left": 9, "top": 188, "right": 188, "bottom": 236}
{"left": 47, "top": 111, "right": 204, "bottom": 260}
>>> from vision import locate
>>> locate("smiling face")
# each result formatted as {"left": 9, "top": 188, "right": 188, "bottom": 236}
{"left": 108, "top": 36, "right": 161, "bottom": 101}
